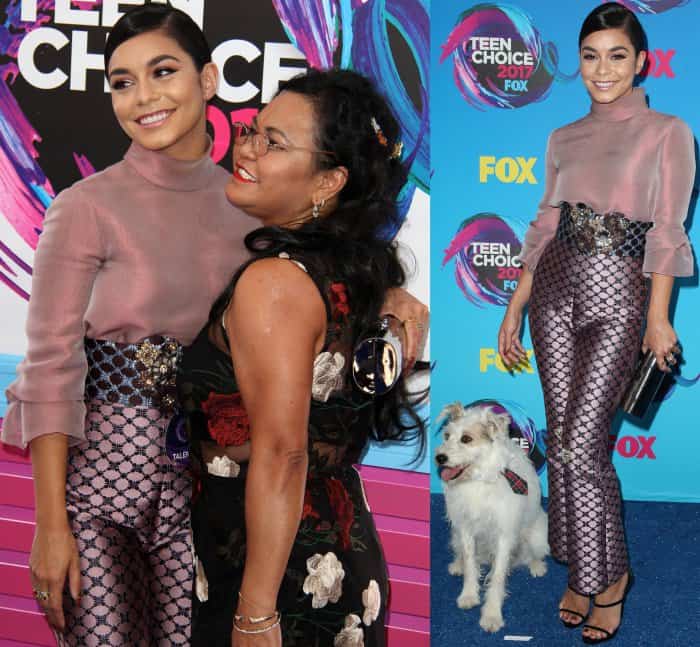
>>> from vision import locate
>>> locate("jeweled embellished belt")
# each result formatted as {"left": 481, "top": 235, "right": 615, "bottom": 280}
{"left": 84, "top": 336, "right": 182, "bottom": 415}
{"left": 556, "top": 201, "right": 652, "bottom": 257}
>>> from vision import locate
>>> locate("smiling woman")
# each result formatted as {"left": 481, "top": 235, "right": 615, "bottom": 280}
{"left": 578, "top": 10, "right": 646, "bottom": 105}
{"left": 498, "top": 2, "right": 694, "bottom": 644}
{"left": 178, "top": 68, "right": 428, "bottom": 647}
{"left": 106, "top": 30, "right": 217, "bottom": 160}
{"left": 225, "top": 92, "right": 347, "bottom": 228}
{"left": 1, "top": 5, "right": 257, "bottom": 644}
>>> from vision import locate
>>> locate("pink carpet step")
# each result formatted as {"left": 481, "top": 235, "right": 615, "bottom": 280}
{"left": 386, "top": 610, "right": 430, "bottom": 647}
{"left": 0, "top": 448, "right": 431, "bottom": 647}
{"left": 357, "top": 465, "right": 430, "bottom": 522}
{"left": 0, "top": 594, "right": 54, "bottom": 646}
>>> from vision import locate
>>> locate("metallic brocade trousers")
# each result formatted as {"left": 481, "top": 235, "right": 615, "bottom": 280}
{"left": 529, "top": 237, "right": 648, "bottom": 595}
{"left": 63, "top": 400, "right": 193, "bottom": 645}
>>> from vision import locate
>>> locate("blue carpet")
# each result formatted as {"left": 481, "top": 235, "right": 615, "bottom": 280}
{"left": 431, "top": 494, "right": 700, "bottom": 646}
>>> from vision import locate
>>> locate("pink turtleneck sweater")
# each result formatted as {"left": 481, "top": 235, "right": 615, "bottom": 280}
{"left": 519, "top": 87, "right": 694, "bottom": 276}
{"left": 3, "top": 142, "right": 258, "bottom": 448}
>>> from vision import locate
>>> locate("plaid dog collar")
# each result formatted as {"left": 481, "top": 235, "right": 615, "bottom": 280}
{"left": 501, "top": 468, "right": 528, "bottom": 495}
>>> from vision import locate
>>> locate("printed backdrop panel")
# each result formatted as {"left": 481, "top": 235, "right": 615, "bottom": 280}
{"left": 431, "top": 0, "right": 700, "bottom": 501}
{"left": 0, "top": 0, "right": 431, "bottom": 472}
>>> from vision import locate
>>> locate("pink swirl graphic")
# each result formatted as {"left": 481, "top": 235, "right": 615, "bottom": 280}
{"left": 271, "top": 0, "right": 340, "bottom": 69}
{"left": 618, "top": 0, "right": 690, "bottom": 12}
{"left": 440, "top": 3, "right": 574, "bottom": 110}
{"left": 0, "top": 1, "right": 106, "bottom": 300}
{"left": 0, "top": 1, "right": 55, "bottom": 298}
{"left": 443, "top": 213, "right": 524, "bottom": 308}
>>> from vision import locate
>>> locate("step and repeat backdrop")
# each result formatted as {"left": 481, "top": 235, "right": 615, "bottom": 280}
{"left": 0, "top": 0, "right": 430, "bottom": 461}
{"left": 0, "top": 1, "right": 430, "bottom": 644}
{"left": 431, "top": 0, "right": 700, "bottom": 502}
{"left": 0, "top": 0, "right": 429, "bottom": 354}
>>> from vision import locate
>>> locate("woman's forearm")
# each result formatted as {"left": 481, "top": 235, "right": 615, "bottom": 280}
{"left": 510, "top": 266, "right": 534, "bottom": 312}
{"left": 30, "top": 434, "right": 70, "bottom": 530}
{"left": 647, "top": 272, "right": 675, "bottom": 323}
{"left": 240, "top": 441, "right": 308, "bottom": 610}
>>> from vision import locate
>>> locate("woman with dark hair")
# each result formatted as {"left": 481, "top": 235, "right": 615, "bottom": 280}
{"left": 2, "top": 5, "right": 427, "bottom": 644}
{"left": 498, "top": 2, "right": 693, "bottom": 644}
{"left": 178, "top": 68, "right": 426, "bottom": 646}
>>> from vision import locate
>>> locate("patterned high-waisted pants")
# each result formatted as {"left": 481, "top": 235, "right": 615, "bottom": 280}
{"left": 63, "top": 400, "right": 193, "bottom": 645}
{"left": 529, "top": 237, "right": 648, "bottom": 595}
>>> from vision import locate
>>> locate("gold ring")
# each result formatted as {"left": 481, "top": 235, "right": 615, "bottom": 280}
{"left": 33, "top": 588, "right": 50, "bottom": 602}
{"left": 402, "top": 318, "right": 425, "bottom": 330}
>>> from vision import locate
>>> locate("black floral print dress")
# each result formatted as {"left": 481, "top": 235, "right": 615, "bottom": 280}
{"left": 178, "top": 252, "right": 389, "bottom": 647}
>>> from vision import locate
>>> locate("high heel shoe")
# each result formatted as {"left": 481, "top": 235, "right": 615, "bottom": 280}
{"left": 560, "top": 607, "right": 589, "bottom": 629}
{"left": 559, "top": 587, "right": 590, "bottom": 629}
{"left": 581, "top": 572, "right": 634, "bottom": 644}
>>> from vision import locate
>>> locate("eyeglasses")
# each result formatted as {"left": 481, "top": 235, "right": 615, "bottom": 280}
{"left": 232, "top": 122, "right": 336, "bottom": 159}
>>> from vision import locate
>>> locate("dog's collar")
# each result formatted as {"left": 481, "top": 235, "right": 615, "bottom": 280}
{"left": 501, "top": 468, "right": 528, "bottom": 495}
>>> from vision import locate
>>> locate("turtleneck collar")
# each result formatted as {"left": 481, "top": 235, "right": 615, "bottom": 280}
{"left": 124, "top": 138, "right": 216, "bottom": 191}
{"left": 589, "top": 87, "right": 648, "bottom": 122}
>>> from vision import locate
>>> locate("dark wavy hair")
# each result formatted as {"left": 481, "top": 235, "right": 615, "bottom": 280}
{"left": 579, "top": 2, "right": 647, "bottom": 54}
{"left": 210, "top": 68, "right": 427, "bottom": 460}
{"left": 104, "top": 4, "right": 211, "bottom": 71}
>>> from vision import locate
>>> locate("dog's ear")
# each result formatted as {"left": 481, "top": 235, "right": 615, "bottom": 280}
{"left": 436, "top": 402, "right": 464, "bottom": 425}
{"left": 484, "top": 410, "right": 511, "bottom": 442}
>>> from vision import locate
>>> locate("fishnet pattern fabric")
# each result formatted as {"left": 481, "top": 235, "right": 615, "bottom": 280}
{"left": 63, "top": 401, "right": 192, "bottom": 645}
{"left": 529, "top": 234, "right": 647, "bottom": 595}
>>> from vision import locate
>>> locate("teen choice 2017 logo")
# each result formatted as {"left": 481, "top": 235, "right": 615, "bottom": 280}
{"left": 443, "top": 213, "right": 525, "bottom": 307}
{"left": 440, "top": 3, "right": 575, "bottom": 109}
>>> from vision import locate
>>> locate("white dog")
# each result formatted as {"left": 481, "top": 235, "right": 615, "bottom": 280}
{"left": 435, "top": 403, "right": 549, "bottom": 633}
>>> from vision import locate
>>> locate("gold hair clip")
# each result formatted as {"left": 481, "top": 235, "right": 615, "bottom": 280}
{"left": 371, "top": 116, "right": 403, "bottom": 160}
{"left": 370, "top": 117, "right": 388, "bottom": 146}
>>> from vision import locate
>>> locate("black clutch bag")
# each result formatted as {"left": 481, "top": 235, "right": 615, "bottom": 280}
{"left": 620, "top": 348, "right": 677, "bottom": 419}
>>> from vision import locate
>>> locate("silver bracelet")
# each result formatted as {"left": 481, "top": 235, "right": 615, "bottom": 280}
{"left": 233, "top": 616, "right": 281, "bottom": 635}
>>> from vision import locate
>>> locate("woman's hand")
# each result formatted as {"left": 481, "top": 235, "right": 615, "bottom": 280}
{"left": 643, "top": 316, "right": 679, "bottom": 372}
{"left": 498, "top": 305, "right": 527, "bottom": 368}
{"left": 497, "top": 266, "right": 533, "bottom": 369}
{"left": 29, "top": 523, "right": 81, "bottom": 632}
{"left": 381, "top": 288, "right": 429, "bottom": 369}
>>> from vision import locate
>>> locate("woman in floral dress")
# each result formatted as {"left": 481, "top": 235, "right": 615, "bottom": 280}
{"left": 177, "top": 68, "right": 427, "bottom": 646}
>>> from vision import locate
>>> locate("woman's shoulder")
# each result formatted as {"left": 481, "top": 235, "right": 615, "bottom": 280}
{"left": 235, "top": 255, "right": 326, "bottom": 309}
{"left": 645, "top": 109, "right": 694, "bottom": 139}
{"left": 541, "top": 116, "right": 592, "bottom": 155}
{"left": 51, "top": 158, "right": 130, "bottom": 207}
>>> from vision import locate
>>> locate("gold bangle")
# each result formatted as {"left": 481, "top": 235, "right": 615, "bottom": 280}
{"left": 233, "top": 610, "right": 280, "bottom": 625}
{"left": 233, "top": 616, "right": 281, "bottom": 635}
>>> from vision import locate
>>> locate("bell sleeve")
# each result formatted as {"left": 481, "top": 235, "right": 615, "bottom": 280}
{"left": 2, "top": 185, "right": 104, "bottom": 449}
{"left": 517, "top": 131, "right": 561, "bottom": 272}
{"left": 643, "top": 117, "right": 695, "bottom": 277}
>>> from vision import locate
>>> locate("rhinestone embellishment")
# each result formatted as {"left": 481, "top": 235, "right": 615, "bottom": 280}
{"left": 556, "top": 201, "right": 652, "bottom": 257}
